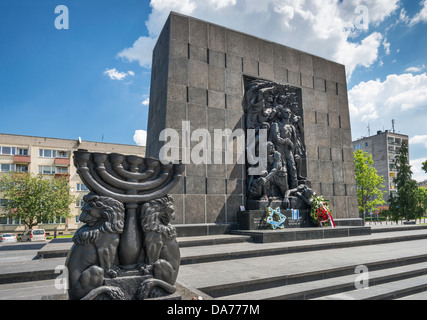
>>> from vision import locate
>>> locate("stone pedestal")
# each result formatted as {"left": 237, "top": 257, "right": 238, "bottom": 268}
{"left": 237, "top": 209, "right": 313, "bottom": 230}
{"left": 102, "top": 271, "right": 181, "bottom": 300}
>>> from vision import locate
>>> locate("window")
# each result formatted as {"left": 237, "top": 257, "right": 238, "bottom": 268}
{"left": 76, "top": 198, "right": 85, "bottom": 207}
{"left": 57, "top": 151, "right": 68, "bottom": 158}
{"left": 0, "top": 217, "right": 21, "bottom": 225}
{"left": 16, "top": 148, "right": 28, "bottom": 156}
{"left": 0, "top": 146, "right": 16, "bottom": 155}
{"left": 0, "top": 164, "right": 16, "bottom": 172}
{"left": 39, "top": 166, "right": 55, "bottom": 174}
{"left": 55, "top": 166, "right": 68, "bottom": 174}
{"left": 42, "top": 216, "right": 66, "bottom": 224}
{"left": 39, "top": 149, "right": 56, "bottom": 158}
{"left": 39, "top": 149, "right": 68, "bottom": 158}
{"left": 16, "top": 165, "right": 28, "bottom": 173}
{"left": 0, "top": 199, "right": 8, "bottom": 207}
{"left": 365, "top": 142, "right": 369, "bottom": 147}
{"left": 76, "top": 183, "right": 89, "bottom": 191}
{"left": 39, "top": 166, "right": 68, "bottom": 174}
{"left": 354, "top": 144, "right": 361, "bottom": 150}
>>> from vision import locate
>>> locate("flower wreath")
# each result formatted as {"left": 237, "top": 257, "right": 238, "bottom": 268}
{"left": 264, "top": 207, "right": 287, "bottom": 230}
{"left": 310, "top": 195, "right": 335, "bottom": 228}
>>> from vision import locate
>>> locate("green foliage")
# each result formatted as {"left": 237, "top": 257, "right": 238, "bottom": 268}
{"left": 353, "top": 149, "right": 386, "bottom": 220}
{"left": 414, "top": 187, "right": 427, "bottom": 220}
{"left": 390, "top": 142, "right": 421, "bottom": 222}
{"left": 0, "top": 172, "right": 75, "bottom": 229}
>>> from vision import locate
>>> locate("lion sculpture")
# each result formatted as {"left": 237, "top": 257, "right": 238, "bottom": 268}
{"left": 136, "top": 195, "right": 180, "bottom": 299}
{"left": 65, "top": 193, "right": 126, "bottom": 300}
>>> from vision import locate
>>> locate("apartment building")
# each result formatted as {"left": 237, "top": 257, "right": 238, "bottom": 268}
{"left": 352, "top": 130, "right": 409, "bottom": 204}
{"left": 0, "top": 133, "right": 145, "bottom": 235}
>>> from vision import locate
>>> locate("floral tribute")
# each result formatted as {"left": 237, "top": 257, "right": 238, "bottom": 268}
{"left": 310, "top": 195, "right": 336, "bottom": 228}
{"left": 264, "top": 207, "right": 287, "bottom": 230}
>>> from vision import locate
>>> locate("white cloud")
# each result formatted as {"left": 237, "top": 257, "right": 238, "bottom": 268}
{"left": 349, "top": 73, "right": 427, "bottom": 146}
{"left": 405, "top": 65, "right": 426, "bottom": 73}
{"left": 118, "top": 0, "right": 401, "bottom": 79}
{"left": 104, "top": 68, "right": 135, "bottom": 80}
{"left": 410, "top": 135, "right": 427, "bottom": 148}
{"left": 350, "top": 73, "right": 427, "bottom": 121}
{"left": 410, "top": 157, "right": 427, "bottom": 182}
{"left": 142, "top": 98, "right": 150, "bottom": 106}
{"left": 208, "top": 0, "right": 236, "bottom": 10}
{"left": 410, "top": 0, "right": 427, "bottom": 26}
{"left": 334, "top": 32, "right": 383, "bottom": 79}
{"left": 133, "top": 130, "right": 147, "bottom": 146}
{"left": 117, "top": 36, "right": 158, "bottom": 68}
{"left": 383, "top": 38, "right": 391, "bottom": 55}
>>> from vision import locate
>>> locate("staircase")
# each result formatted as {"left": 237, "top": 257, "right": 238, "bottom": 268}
{"left": 177, "top": 225, "right": 427, "bottom": 300}
{"left": 1, "top": 225, "right": 427, "bottom": 300}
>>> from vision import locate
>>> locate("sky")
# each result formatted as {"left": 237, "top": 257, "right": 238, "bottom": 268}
{"left": 0, "top": 0, "right": 427, "bottom": 180}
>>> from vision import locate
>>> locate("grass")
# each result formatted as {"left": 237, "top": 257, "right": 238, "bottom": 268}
{"left": 46, "top": 234, "right": 74, "bottom": 240}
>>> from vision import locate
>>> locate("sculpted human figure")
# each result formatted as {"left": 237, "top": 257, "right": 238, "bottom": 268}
{"left": 283, "top": 184, "right": 315, "bottom": 210}
{"left": 252, "top": 142, "right": 288, "bottom": 200}
{"left": 65, "top": 193, "right": 125, "bottom": 300}
{"left": 246, "top": 85, "right": 276, "bottom": 129}
{"left": 290, "top": 104, "right": 307, "bottom": 180}
{"left": 271, "top": 107, "right": 299, "bottom": 189}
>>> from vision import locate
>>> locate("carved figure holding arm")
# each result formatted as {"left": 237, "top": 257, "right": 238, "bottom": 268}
{"left": 271, "top": 108, "right": 298, "bottom": 189}
{"left": 283, "top": 185, "right": 315, "bottom": 209}
{"left": 254, "top": 142, "right": 288, "bottom": 200}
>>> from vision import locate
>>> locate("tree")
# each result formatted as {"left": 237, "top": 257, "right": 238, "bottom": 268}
{"left": 391, "top": 142, "right": 419, "bottom": 222}
{"left": 387, "top": 191, "right": 400, "bottom": 223}
{"left": 414, "top": 187, "right": 427, "bottom": 222}
{"left": 353, "top": 149, "right": 386, "bottom": 221}
{"left": 0, "top": 172, "right": 75, "bottom": 230}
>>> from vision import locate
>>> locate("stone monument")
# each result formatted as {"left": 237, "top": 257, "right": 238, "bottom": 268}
{"left": 146, "top": 12, "right": 361, "bottom": 231}
{"left": 65, "top": 151, "right": 184, "bottom": 300}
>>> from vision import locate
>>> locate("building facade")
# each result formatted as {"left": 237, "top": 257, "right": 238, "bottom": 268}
{"left": 0, "top": 133, "right": 145, "bottom": 236}
{"left": 146, "top": 12, "right": 359, "bottom": 225}
{"left": 352, "top": 130, "right": 409, "bottom": 204}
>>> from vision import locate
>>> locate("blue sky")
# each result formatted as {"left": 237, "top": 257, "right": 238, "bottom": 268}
{"left": 1, "top": 0, "right": 427, "bottom": 180}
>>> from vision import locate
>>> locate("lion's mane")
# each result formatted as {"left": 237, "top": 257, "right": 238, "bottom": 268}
{"left": 139, "top": 195, "right": 177, "bottom": 239}
{"left": 73, "top": 193, "right": 125, "bottom": 245}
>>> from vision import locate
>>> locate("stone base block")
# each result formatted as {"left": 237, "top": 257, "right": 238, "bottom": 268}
{"left": 100, "top": 271, "right": 181, "bottom": 300}
{"left": 237, "top": 209, "right": 313, "bottom": 230}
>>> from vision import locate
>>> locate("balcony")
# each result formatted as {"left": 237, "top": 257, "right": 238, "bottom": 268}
{"left": 55, "top": 158, "right": 70, "bottom": 166}
{"left": 13, "top": 155, "right": 31, "bottom": 164}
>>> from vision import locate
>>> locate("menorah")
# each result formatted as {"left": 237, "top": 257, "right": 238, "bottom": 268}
{"left": 73, "top": 150, "right": 184, "bottom": 267}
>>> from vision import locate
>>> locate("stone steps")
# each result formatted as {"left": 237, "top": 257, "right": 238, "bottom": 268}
{"left": 0, "top": 279, "right": 67, "bottom": 300}
{"left": 177, "top": 228, "right": 427, "bottom": 300}
{"left": 313, "top": 274, "right": 427, "bottom": 300}
{"left": 37, "top": 234, "right": 252, "bottom": 259}
{"left": 180, "top": 228, "right": 427, "bottom": 265}
{"left": 2, "top": 225, "right": 427, "bottom": 300}
{"left": 220, "top": 261, "right": 427, "bottom": 300}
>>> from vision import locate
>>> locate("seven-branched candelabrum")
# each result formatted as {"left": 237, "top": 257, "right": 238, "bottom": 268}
{"left": 66, "top": 150, "right": 184, "bottom": 300}
{"left": 73, "top": 151, "right": 184, "bottom": 267}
